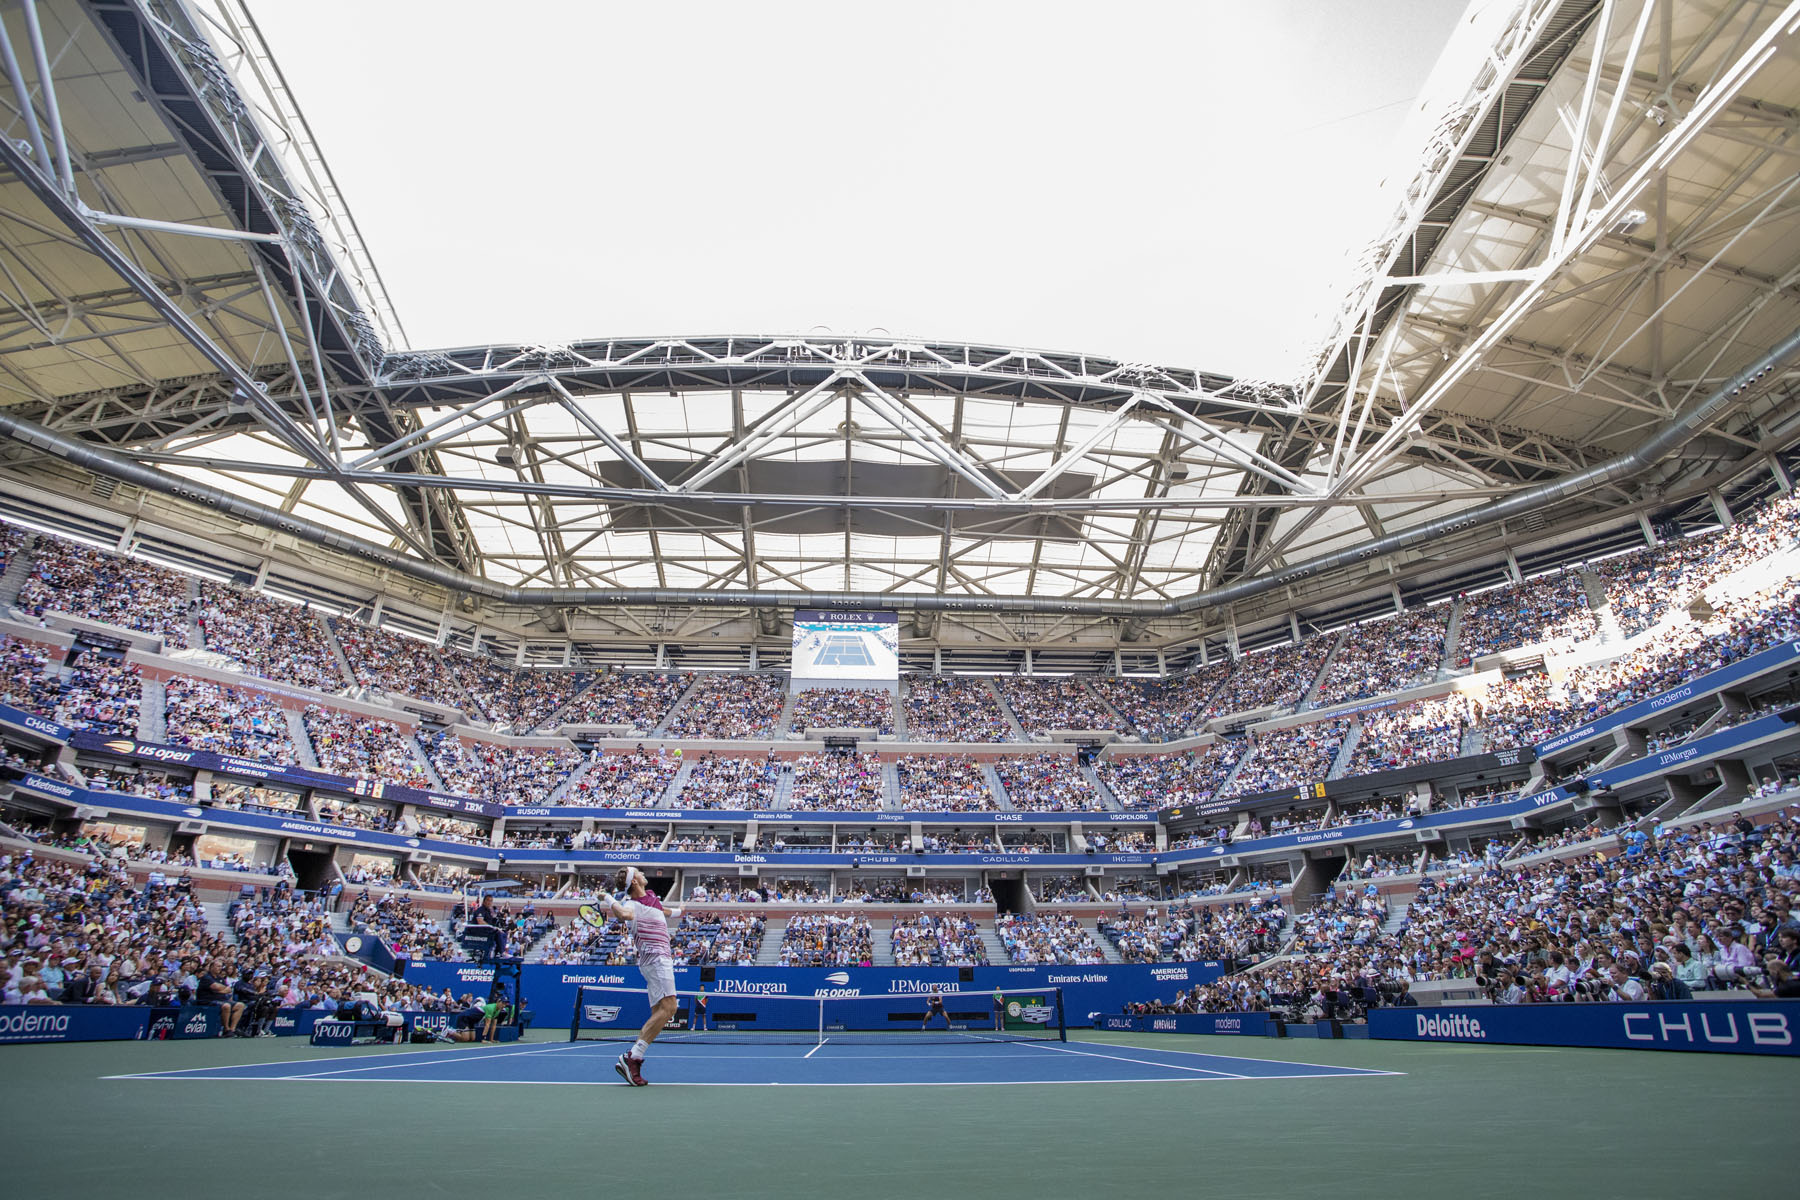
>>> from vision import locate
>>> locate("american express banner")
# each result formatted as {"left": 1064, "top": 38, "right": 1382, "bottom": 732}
{"left": 1534, "top": 640, "right": 1800, "bottom": 758}
{"left": 1369, "top": 1000, "right": 1800, "bottom": 1056}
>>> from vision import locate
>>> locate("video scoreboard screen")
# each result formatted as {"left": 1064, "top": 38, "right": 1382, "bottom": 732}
{"left": 792, "top": 610, "right": 899, "bottom": 682}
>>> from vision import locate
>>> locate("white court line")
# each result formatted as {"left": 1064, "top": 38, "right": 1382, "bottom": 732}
{"left": 803, "top": 1038, "right": 829, "bottom": 1059}
{"left": 1021, "top": 1040, "right": 1248, "bottom": 1078}
{"left": 104, "top": 1041, "right": 589, "bottom": 1082}
{"left": 1067, "top": 1036, "right": 1405, "bottom": 1077}
{"left": 104, "top": 1072, "right": 1395, "bottom": 1089}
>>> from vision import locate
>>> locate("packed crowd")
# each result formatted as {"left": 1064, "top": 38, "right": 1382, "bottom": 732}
{"left": 1179, "top": 805, "right": 1800, "bottom": 1012}
{"left": 1348, "top": 696, "right": 1472, "bottom": 775}
{"left": 1314, "top": 607, "right": 1448, "bottom": 706}
{"left": 301, "top": 706, "right": 429, "bottom": 787}
{"left": 46, "top": 651, "right": 142, "bottom": 736}
{"left": 663, "top": 673, "right": 785, "bottom": 739}
{"left": 1091, "top": 665, "right": 1233, "bottom": 742}
{"left": 676, "top": 752, "right": 780, "bottom": 810}
{"left": 996, "top": 677, "right": 1118, "bottom": 732}
{"left": 903, "top": 676, "right": 1013, "bottom": 741}
{"left": 891, "top": 914, "right": 987, "bottom": 966}
{"left": 1208, "top": 636, "right": 1335, "bottom": 716}
{"left": 669, "top": 912, "right": 766, "bottom": 965}
{"left": 162, "top": 676, "right": 296, "bottom": 762}
{"left": 1097, "top": 898, "right": 1288, "bottom": 965}
{"left": 419, "top": 730, "right": 585, "bottom": 804}
{"left": 556, "top": 671, "right": 692, "bottom": 731}
{"left": 778, "top": 913, "right": 873, "bottom": 967}
{"left": 1225, "top": 719, "right": 1351, "bottom": 796}
{"left": 992, "top": 753, "right": 1101, "bottom": 813}
{"left": 995, "top": 912, "right": 1108, "bottom": 964}
{"left": 1454, "top": 571, "right": 1597, "bottom": 662}
{"left": 1098, "top": 741, "right": 1246, "bottom": 811}
{"left": 15, "top": 536, "right": 193, "bottom": 647}
{"left": 789, "top": 751, "right": 885, "bottom": 811}
{"left": 195, "top": 582, "right": 345, "bottom": 691}
{"left": 331, "top": 620, "right": 473, "bottom": 712}
{"left": 562, "top": 747, "right": 682, "bottom": 808}
{"left": 789, "top": 687, "right": 894, "bottom": 733}
{"left": 895, "top": 754, "right": 996, "bottom": 811}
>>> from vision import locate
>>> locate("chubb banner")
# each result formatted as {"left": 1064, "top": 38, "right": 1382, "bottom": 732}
{"left": 1369, "top": 1000, "right": 1800, "bottom": 1056}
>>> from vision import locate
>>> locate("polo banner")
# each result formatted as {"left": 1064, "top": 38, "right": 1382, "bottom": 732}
{"left": 1370, "top": 999, "right": 1800, "bottom": 1056}
{"left": 0, "top": 1004, "right": 150, "bottom": 1044}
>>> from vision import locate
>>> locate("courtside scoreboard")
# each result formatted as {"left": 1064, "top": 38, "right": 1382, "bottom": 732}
{"left": 792, "top": 610, "right": 900, "bottom": 682}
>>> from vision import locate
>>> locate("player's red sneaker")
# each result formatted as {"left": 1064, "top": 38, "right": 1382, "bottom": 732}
{"left": 614, "top": 1053, "right": 647, "bottom": 1086}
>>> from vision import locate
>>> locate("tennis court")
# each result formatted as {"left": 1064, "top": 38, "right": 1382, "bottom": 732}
{"left": 105, "top": 1034, "right": 1397, "bottom": 1087}
{"left": 3, "top": 1030, "right": 1790, "bottom": 1200}
{"left": 812, "top": 633, "right": 877, "bottom": 668}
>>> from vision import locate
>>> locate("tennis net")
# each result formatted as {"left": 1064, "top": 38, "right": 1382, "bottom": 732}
{"left": 569, "top": 984, "right": 1066, "bottom": 1045}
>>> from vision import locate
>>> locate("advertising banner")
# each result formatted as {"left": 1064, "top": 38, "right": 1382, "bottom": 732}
{"left": 0, "top": 1004, "right": 150, "bottom": 1044}
{"left": 1534, "top": 640, "right": 1800, "bottom": 757}
{"left": 1369, "top": 1000, "right": 1800, "bottom": 1056}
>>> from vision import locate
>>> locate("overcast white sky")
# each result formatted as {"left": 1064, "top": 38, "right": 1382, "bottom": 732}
{"left": 246, "top": 0, "right": 1475, "bottom": 383}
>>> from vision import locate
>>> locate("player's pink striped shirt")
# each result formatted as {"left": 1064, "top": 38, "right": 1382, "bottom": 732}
{"left": 627, "top": 895, "right": 672, "bottom": 963}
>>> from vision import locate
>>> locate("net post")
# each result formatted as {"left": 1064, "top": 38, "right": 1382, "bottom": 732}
{"left": 1056, "top": 987, "right": 1067, "bottom": 1042}
{"left": 569, "top": 986, "right": 584, "bottom": 1043}
{"left": 817, "top": 994, "right": 824, "bottom": 1047}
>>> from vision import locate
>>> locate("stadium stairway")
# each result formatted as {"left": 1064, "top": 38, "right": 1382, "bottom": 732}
{"left": 870, "top": 920, "right": 895, "bottom": 966}
{"left": 1437, "top": 597, "right": 1465, "bottom": 679}
{"left": 138, "top": 677, "right": 166, "bottom": 743}
{"left": 977, "top": 925, "right": 1010, "bottom": 965}
{"left": 755, "top": 918, "right": 789, "bottom": 965}
{"left": 880, "top": 760, "right": 901, "bottom": 809}
{"left": 981, "top": 763, "right": 1016, "bottom": 810}
{"left": 985, "top": 678, "right": 1030, "bottom": 741}
{"left": 201, "top": 900, "right": 240, "bottom": 946}
{"left": 0, "top": 535, "right": 39, "bottom": 607}
{"left": 1213, "top": 746, "right": 1253, "bottom": 797}
{"left": 1298, "top": 631, "right": 1347, "bottom": 709}
{"left": 531, "top": 675, "right": 600, "bottom": 734}
{"left": 316, "top": 613, "right": 361, "bottom": 691}
{"left": 1579, "top": 567, "right": 1624, "bottom": 645}
{"left": 892, "top": 680, "right": 910, "bottom": 739}
{"left": 1082, "top": 680, "right": 1134, "bottom": 735}
{"left": 1080, "top": 763, "right": 1123, "bottom": 810}
{"left": 650, "top": 675, "right": 703, "bottom": 737}
{"left": 771, "top": 763, "right": 797, "bottom": 809}
{"left": 545, "top": 754, "right": 596, "bottom": 804}
{"left": 773, "top": 688, "right": 800, "bottom": 737}
{"left": 183, "top": 575, "right": 203, "bottom": 647}
{"left": 287, "top": 710, "right": 321, "bottom": 769}
{"left": 405, "top": 735, "right": 448, "bottom": 792}
{"left": 1327, "top": 722, "right": 1363, "bottom": 779}
{"left": 1380, "top": 896, "right": 1412, "bottom": 936}
{"left": 662, "top": 758, "right": 699, "bottom": 806}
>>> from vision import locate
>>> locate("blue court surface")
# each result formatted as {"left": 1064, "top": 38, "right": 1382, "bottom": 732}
{"left": 814, "top": 633, "right": 876, "bottom": 667}
{"left": 105, "top": 1036, "right": 1399, "bottom": 1088}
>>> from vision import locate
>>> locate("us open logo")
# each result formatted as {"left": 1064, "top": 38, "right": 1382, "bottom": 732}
{"left": 823, "top": 971, "right": 851, "bottom": 986}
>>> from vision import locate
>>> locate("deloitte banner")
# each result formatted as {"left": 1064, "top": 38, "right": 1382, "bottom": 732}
{"left": 1370, "top": 1000, "right": 1800, "bottom": 1056}
{"left": 0, "top": 1005, "right": 150, "bottom": 1044}
{"left": 403, "top": 961, "right": 1224, "bottom": 1029}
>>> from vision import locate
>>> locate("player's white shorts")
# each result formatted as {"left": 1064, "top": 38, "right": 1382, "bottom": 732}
{"left": 642, "top": 958, "right": 677, "bottom": 1006}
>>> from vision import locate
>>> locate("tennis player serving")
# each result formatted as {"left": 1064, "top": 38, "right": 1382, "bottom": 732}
{"left": 599, "top": 866, "right": 683, "bottom": 1086}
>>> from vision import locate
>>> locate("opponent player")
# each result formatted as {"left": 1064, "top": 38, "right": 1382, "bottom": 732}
{"left": 594, "top": 866, "right": 683, "bottom": 1086}
{"left": 921, "top": 984, "right": 947, "bottom": 1031}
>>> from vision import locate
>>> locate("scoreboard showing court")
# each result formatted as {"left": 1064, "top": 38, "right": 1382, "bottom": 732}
{"left": 791, "top": 610, "right": 900, "bottom": 682}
